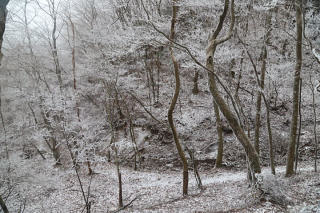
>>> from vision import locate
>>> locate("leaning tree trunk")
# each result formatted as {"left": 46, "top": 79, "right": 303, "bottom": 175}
{"left": 207, "top": 0, "right": 261, "bottom": 176}
{"left": 167, "top": 2, "right": 189, "bottom": 196}
{"left": 207, "top": 62, "right": 261, "bottom": 174}
{"left": 286, "top": 0, "right": 303, "bottom": 177}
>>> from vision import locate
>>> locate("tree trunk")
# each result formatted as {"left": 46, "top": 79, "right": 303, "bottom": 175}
{"left": 207, "top": 61, "right": 261, "bottom": 174}
{"left": 52, "top": 12, "right": 63, "bottom": 88}
{"left": 265, "top": 96, "right": 275, "bottom": 175}
{"left": 206, "top": 0, "right": 261, "bottom": 175}
{"left": 312, "top": 88, "right": 318, "bottom": 173}
{"left": 192, "top": 71, "right": 199, "bottom": 94}
{"left": 255, "top": 12, "right": 275, "bottom": 174}
{"left": 286, "top": 0, "right": 303, "bottom": 177}
{"left": 0, "top": 194, "right": 9, "bottom": 213}
{"left": 309, "top": 76, "right": 318, "bottom": 172}
{"left": 0, "top": 0, "right": 9, "bottom": 64}
{"left": 167, "top": 2, "right": 188, "bottom": 196}
{"left": 214, "top": 101, "right": 224, "bottom": 168}
{"left": 295, "top": 78, "right": 302, "bottom": 173}
{"left": 254, "top": 89, "right": 263, "bottom": 154}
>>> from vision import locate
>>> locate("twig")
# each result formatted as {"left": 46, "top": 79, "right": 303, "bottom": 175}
{"left": 32, "top": 144, "right": 46, "bottom": 160}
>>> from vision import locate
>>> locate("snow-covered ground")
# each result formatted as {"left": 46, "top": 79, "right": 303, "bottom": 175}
{"left": 1, "top": 152, "right": 319, "bottom": 213}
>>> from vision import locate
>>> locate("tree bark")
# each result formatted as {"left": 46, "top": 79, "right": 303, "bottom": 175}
{"left": 0, "top": 0, "right": 9, "bottom": 64}
{"left": 286, "top": 0, "right": 303, "bottom": 177}
{"left": 309, "top": 76, "right": 318, "bottom": 172}
{"left": 207, "top": 62, "right": 261, "bottom": 174}
{"left": 192, "top": 71, "right": 199, "bottom": 94}
{"left": 0, "top": 194, "right": 9, "bottom": 213}
{"left": 214, "top": 101, "right": 224, "bottom": 168}
{"left": 51, "top": 6, "right": 63, "bottom": 88}
{"left": 167, "top": 2, "right": 188, "bottom": 196}
{"left": 254, "top": 12, "right": 275, "bottom": 174}
{"left": 207, "top": 0, "right": 261, "bottom": 175}
{"left": 294, "top": 78, "right": 302, "bottom": 173}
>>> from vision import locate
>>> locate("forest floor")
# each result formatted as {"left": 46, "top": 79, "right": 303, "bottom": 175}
{"left": 1, "top": 151, "right": 320, "bottom": 213}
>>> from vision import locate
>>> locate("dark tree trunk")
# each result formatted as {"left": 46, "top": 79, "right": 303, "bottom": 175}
{"left": 0, "top": 0, "right": 9, "bottom": 64}
{"left": 286, "top": 0, "right": 303, "bottom": 177}
{"left": 168, "top": 2, "right": 189, "bottom": 196}
{"left": 0, "top": 194, "right": 9, "bottom": 213}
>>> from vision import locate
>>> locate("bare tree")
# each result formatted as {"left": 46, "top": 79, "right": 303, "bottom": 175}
{"left": 206, "top": 0, "right": 261, "bottom": 178}
{"left": 249, "top": 10, "right": 276, "bottom": 175}
{"left": 254, "top": 12, "right": 272, "bottom": 155}
{"left": 36, "top": 0, "right": 63, "bottom": 88}
{"left": 167, "top": 1, "right": 189, "bottom": 196}
{"left": 286, "top": 0, "right": 303, "bottom": 177}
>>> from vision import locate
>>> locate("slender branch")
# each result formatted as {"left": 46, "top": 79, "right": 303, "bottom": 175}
{"left": 127, "top": 91, "right": 164, "bottom": 125}
{"left": 109, "top": 196, "right": 140, "bottom": 213}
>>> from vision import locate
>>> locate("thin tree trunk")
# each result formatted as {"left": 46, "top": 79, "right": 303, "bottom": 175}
{"left": 240, "top": 40, "right": 275, "bottom": 175}
{"left": 156, "top": 53, "right": 161, "bottom": 102}
{"left": 69, "top": 17, "right": 80, "bottom": 120}
{"left": 309, "top": 76, "right": 318, "bottom": 172}
{"left": 127, "top": 110, "right": 141, "bottom": 170}
{"left": 115, "top": 147, "right": 123, "bottom": 208}
{"left": 214, "top": 102, "right": 224, "bottom": 168}
{"left": 265, "top": 98, "right": 275, "bottom": 175}
{"left": 262, "top": 13, "right": 275, "bottom": 174}
{"left": 52, "top": 11, "right": 63, "bottom": 88}
{"left": 167, "top": 2, "right": 188, "bottom": 196}
{"left": 186, "top": 147, "right": 202, "bottom": 189}
{"left": 254, "top": 89, "right": 263, "bottom": 154}
{"left": 65, "top": 137, "right": 90, "bottom": 212}
{"left": 254, "top": 12, "right": 271, "bottom": 155}
{"left": 286, "top": 0, "right": 303, "bottom": 177}
{"left": 295, "top": 78, "right": 302, "bottom": 173}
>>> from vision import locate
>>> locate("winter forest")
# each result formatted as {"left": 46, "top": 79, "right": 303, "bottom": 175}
{"left": 0, "top": 0, "right": 320, "bottom": 212}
